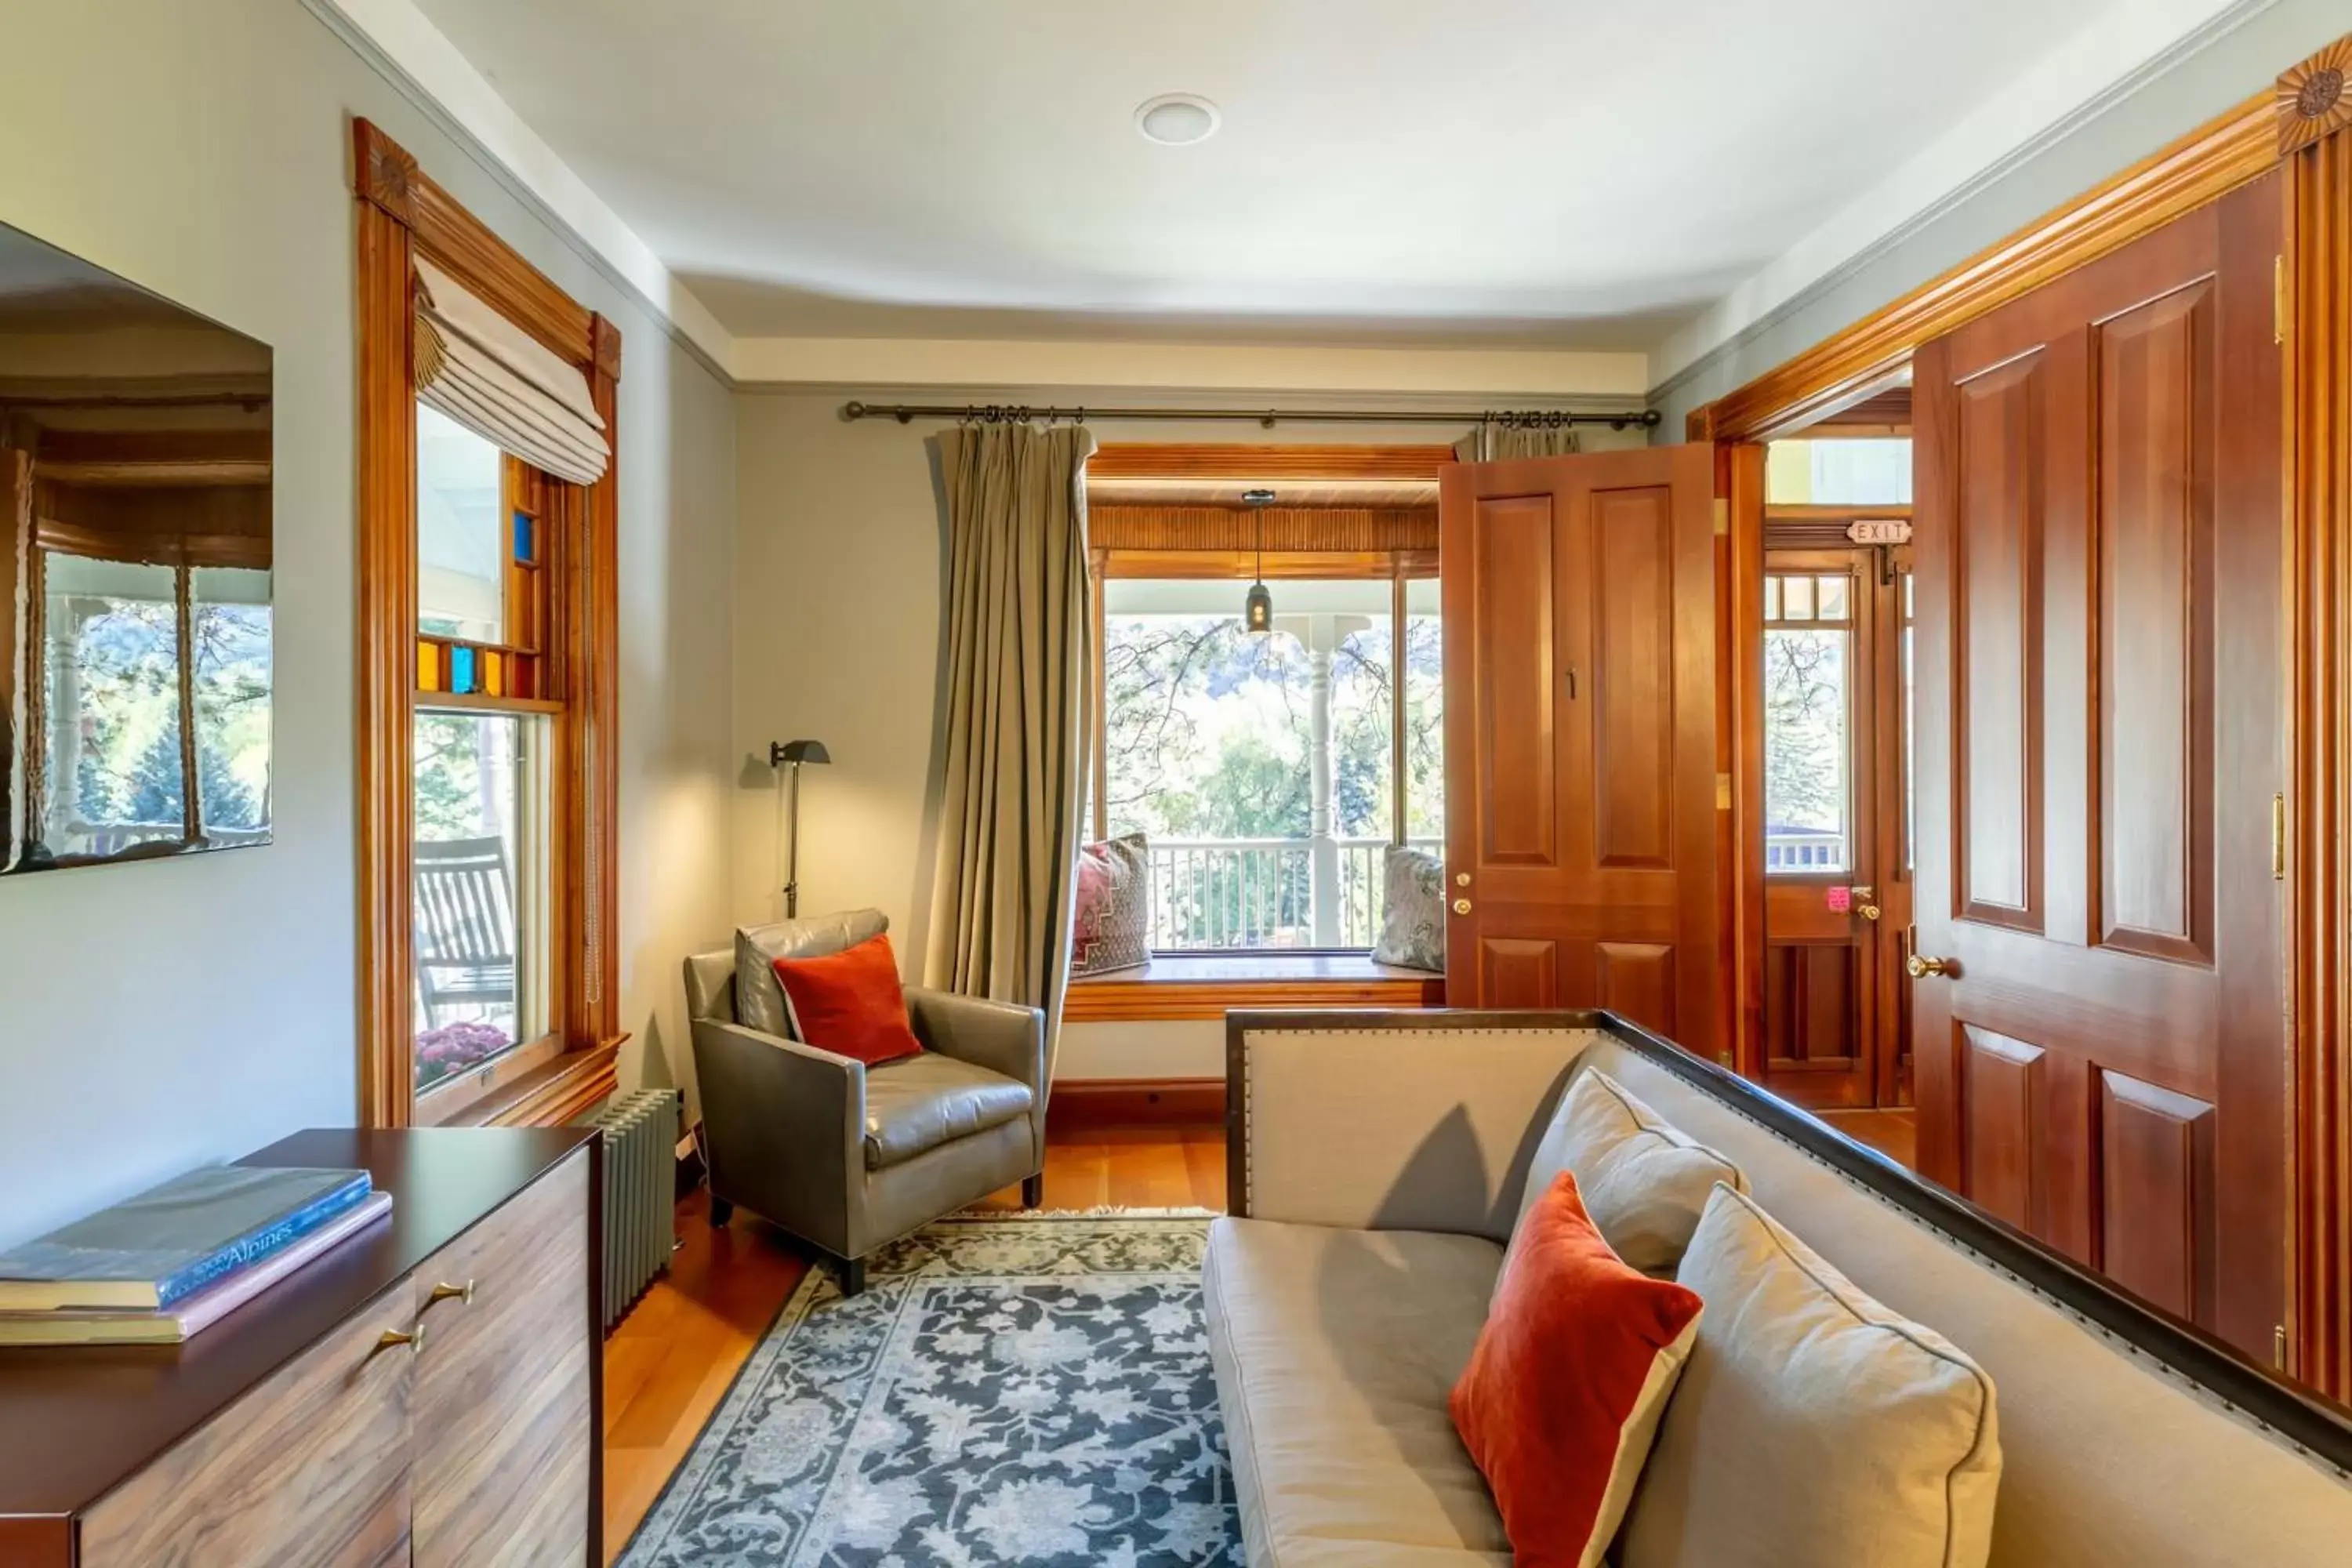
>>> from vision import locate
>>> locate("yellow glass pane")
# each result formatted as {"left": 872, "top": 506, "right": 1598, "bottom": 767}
{"left": 416, "top": 639, "right": 441, "bottom": 691}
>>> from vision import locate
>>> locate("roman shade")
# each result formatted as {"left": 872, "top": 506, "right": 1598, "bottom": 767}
{"left": 412, "top": 256, "right": 608, "bottom": 485}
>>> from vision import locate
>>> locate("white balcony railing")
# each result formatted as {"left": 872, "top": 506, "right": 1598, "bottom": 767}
{"left": 1764, "top": 829, "right": 1847, "bottom": 872}
{"left": 1146, "top": 836, "right": 1443, "bottom": 951}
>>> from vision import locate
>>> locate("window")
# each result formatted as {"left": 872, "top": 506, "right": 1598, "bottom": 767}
{"left": 354, "top": 118, "right": 621, "bottom": 1128}
{"left": 30, "top": 551, "right": 271, "bottom": 860}
{"left": 1095, "top": 574, "right": 1442, "bottom": 951}
{"left": 1762, "top": 568, "right": 1856, "bottom": 875}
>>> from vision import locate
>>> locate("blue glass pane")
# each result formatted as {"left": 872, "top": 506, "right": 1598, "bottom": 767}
{"left": 512, "top": 510, "right": 535, "bottom": 564}
{"left": 450, "top": 645, "right": 477, "bottom": 695}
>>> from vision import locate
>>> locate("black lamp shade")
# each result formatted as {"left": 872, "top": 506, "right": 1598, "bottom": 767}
{"left": 771, "top": 738, "right": 831, "bottom": 767}
{"left": 1244, "top": 580, "right": 1273, "bottom": 633}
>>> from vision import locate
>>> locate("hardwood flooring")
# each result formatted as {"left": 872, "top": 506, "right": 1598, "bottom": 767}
{"left": 600, "top": 1127, "right": 1226, "bottom": 1559}
{"left": 1817, "top": 1107, "right": 1918, "bottom": 1169}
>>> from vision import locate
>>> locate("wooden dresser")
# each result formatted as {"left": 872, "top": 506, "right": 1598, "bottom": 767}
{"left": 0, "top": 1128, "right": 603, "bottom": 1566}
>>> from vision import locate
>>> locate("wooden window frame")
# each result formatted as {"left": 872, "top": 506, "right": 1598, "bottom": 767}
{"left": 352, "top": 119, "right": 621, "bottom": 1129}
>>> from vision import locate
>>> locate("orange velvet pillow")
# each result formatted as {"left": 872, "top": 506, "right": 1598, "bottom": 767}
{"left": 1452, "top": 1171, "right": 1705, "bottom": 1568}
{"left": 769, "top": 932, "right": 924, "bottom": 1066}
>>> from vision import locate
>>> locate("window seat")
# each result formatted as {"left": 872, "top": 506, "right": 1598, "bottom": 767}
{"left": 1063, "top": 953, "right": 1444, "bottom": 1022}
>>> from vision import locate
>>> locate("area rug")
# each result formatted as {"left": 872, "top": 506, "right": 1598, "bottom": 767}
{"left": 618, "top": 1211, "right": 1242, "bottom": 1566}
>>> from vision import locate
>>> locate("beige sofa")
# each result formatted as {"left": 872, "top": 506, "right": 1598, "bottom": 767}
{"left": 1207, "top": 1011, "right": 2352, "bottom": 1567}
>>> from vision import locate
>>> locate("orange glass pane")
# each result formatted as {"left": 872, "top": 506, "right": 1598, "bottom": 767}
{"left": 416, "top": 639, "right": 442, "bottom": 691}
{"left": 484, "top": 651, "right": 506, "bottom": 697}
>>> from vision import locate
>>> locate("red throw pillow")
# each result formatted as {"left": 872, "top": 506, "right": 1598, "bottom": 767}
{"left": 1452, "top": 1171, "right": 1705, "bottom": 1568}
{"left": 769, "top": 932, "right": 924, "bottom": 1066}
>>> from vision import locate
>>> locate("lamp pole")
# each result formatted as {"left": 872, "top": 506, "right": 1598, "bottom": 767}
{"left": 769, "top": 739, "right": 832, "bottom": 917}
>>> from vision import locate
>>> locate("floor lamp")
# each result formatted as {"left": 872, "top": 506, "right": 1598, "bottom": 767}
{"left": 769, "top": 739, "right": 830, "bottom": 916}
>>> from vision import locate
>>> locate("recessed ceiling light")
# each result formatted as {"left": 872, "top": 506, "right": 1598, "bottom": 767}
{"left": 1136, "top": 93, "right": 1221, "bottom": 147}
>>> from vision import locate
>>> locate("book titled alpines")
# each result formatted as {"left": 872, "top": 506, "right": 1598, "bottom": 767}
{"left": 0, "top": 1166, "right": 372, "bottom": 1311}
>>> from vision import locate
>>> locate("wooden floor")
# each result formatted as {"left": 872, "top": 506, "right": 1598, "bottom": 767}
{"left": 1817, "top": 1107, "right": 1918, "bottom": 1168}
{"left": 600, "top": 1128, "right": 1226, "bottom": 1559}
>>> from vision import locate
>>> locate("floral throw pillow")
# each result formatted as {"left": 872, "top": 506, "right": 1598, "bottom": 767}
{"left": 1373, "top": 844, "right": 1446, "bottom": 972}
{"left": 1072, "top": 833, "right": 1150, "bottom": 977}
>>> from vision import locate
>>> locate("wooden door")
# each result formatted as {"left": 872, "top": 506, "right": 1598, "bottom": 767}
{"left": 1913, "top": 172, "right": 2285, "bottom": 1358}
{"left": 1761, "top": 551, "right": 1882, "bottom": 1109}
{"left": 1440, "top": 444, "right": 1722, "bottom": 1054}
{"left": 411, "top": 1149, "right": 592, "bottom": 1566}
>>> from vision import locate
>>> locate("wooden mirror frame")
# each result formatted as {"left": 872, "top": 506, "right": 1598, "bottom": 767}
{"left": 350, "top": 118, "right": 622, "bottom": 1128}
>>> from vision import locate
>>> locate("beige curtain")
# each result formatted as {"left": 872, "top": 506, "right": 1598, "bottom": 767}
{"left": 1454, "top": 417, "right": 1582, "bottom": 461}
{"left": 924, "top": 422, "right": 1096, "bottom": 1078}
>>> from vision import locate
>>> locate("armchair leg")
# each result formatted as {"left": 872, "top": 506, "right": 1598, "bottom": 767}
{"left": 838, "top": 1254, "right": 866, "bottom": 1298}
{"left": 1021, "top": 1173, "right": 1045, "bottom": 1210}
{"left": 707, "top": 1196, "right": 733, "bottom": 1228}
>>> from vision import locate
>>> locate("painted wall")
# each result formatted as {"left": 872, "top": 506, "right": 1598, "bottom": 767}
{"left": 1652, "top": 0, "right": 2350, "bottom": 428}
{"left": 0, "top": 0, "right": 737, "bottom": 1249}
{"left": 731, "top": 391, "right": 1640, "bottom": 1080}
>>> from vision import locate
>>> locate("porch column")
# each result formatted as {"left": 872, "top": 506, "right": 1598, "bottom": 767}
{"left": 1305, "top": 615, "right": 1340, "bottom": 946}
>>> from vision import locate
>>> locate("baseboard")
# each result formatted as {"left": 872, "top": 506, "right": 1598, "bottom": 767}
{"left": 1047, "top": 1076, "right": 1225, "bottom": 1133}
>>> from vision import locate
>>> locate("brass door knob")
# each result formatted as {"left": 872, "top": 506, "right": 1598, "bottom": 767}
{"left": 1452, "top": 898, "right": 1472, "bottom": 915}
{"left": 1858, "top": 904, "right": 1882, "bottom": 922}
{"left": 1455, "top": 872, "right": 1471, "bottom": 887}
{"left": 1907, "top": 953, "right": 1952, "bottom": 978}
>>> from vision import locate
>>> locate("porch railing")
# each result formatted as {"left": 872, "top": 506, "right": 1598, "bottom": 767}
{"left": 1146, "top": 836, "right": 1443, "bottom": 951}
{"left": 1764, "top": 829, "right": 1847, "bottom": 872}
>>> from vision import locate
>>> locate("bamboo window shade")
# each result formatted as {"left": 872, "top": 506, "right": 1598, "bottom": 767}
{"left": 412, "top": 256, "right": 609, "bottom": 485}
{"left": 1086, "top": 504, "right": 1437, "bottom": 553}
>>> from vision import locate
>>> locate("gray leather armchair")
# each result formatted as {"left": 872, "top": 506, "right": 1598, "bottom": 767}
{"left": 684, "top": 910, "right": 1046, "bottom": 1294}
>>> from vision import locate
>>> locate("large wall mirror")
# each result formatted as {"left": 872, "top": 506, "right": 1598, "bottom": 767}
{"left": 0, "top": 222, "right": 272, "bottom": 874}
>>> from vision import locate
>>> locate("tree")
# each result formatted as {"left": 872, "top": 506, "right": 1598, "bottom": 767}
{"left": 1763, "top": 628, "right": 1847, "bottom": 833}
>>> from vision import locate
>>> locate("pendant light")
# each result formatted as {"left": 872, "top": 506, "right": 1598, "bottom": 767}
{"left": 1243, "top": 488, "right": 1275, "bottom": 633}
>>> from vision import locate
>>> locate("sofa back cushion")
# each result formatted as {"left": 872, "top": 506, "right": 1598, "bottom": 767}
{"left": 1621, "top": 1183, "right": 2000, "bottom": 1568}
{"left": 733, "top": 907, "right": 891, "bottom": 1038}
{"left": 1455, "top": 1172, "right": 1704, "bottom": 1568}
{"left": 1515, "top": 1068, "right": 1745, "bottom": 1275}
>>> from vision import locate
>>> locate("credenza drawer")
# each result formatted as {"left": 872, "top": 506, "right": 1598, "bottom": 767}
{"left": 411, "top": 1147, "right": 591, "bottom": 1567}
{"left": 78, "top": 1279, "right": 419, "bottom": 1568}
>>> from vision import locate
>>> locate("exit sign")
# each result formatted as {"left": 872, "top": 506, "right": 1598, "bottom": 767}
{"left": 1847, "top": 518, "right": 1912, "bottom": 545}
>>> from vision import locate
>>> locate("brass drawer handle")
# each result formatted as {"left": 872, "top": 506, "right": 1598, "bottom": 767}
{"left": 373, "top": 1323, "right": 426, "bottom": 1358}
{"left": 424, "top": 1279, "right": 477, "bottom": 1311}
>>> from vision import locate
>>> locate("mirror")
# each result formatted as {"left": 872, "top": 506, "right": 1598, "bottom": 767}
{"left": 0, "top": 222, "right": 271, "bottom": 874}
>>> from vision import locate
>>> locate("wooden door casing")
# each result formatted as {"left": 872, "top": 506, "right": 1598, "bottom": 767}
{"left": 1912, "top": 172, "right": 2285, "bottom": 1357}
{"left": 1440, "top": 444, "right": 1722, "bottom": 1054}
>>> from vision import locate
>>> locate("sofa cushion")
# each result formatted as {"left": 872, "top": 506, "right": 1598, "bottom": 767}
{"left": 1454, "top": 1173, "right": 1704, "bottom": 1568}
{"left": 1071, "top": 833, "right": 1150, "bottom": 977}
{"left": 1203, "top": 1217, "right": 1510, "bottom": 1567}
{"left": 1621, "top": 1184, "right": 2002, "bottom": 1568}
{"left": 1514, "top": 1068, "right": 1745, "bottom": 1276}
{"left": 861, "top": 1053, "right": 1033, "bottom": 1172}
{"left": 1371, "top": 844, "right": 1446, "bottom": 972}
{"left": 771, "top": 931, "right": 924, "bottom": 1067}
{"left": 733, "top": 908, "right": 891, "bottom": 1039}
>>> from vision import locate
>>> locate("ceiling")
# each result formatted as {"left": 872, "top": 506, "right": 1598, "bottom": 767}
{"left": 416, "top": 0, "right": 2135, "bottom": 353}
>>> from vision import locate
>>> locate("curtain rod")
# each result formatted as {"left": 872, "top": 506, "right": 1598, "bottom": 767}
{"left": 839, "top": 399, "right": 1661, "bottom": 430}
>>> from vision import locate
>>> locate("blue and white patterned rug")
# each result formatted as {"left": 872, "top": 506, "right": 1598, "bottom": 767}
{"left": 618, "top": 1212, "right": 1242, "bottom": 1566}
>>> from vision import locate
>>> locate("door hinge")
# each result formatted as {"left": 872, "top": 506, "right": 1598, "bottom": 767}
{"left": 2274, "top": 254, "right": 2287, "bottom": 346}
{"left": 1715, "top": 771, "right": 1733, "bottom": 811}
{"left": 2273, "top": 792, "right": 2287, "bottom": 880}
{"left": 2275, "top": 1323, "right": 2290, "bottom": 1371}
{"left": 1712, "top": 498, "right": 1730, "bottom": 536}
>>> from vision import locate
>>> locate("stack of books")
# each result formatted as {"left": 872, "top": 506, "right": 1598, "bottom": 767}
{"left": 0, "top": 1166, "right": 392, "bottom": 1345}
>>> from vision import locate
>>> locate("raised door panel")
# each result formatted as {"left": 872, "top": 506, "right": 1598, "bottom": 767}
{"left": 411, "top": 1149, "right": 591, "bottom": 1568}
{"left": 1961, "top": 1025, "right": 2045, "bottom": 1237}
{"left": 1595, "top": 941, "right": 1675, "bottom": 1036}
{"left": 79, "top": 1282, "right": 416, "bottom": 1568}
{"left": 2096, "top": 281, "right": 2215, "bottom": 964}
{"left": 1591, "top": 485, "right": 1675, "bottom": 870}
{"left": 1952, "top": 354, "right": 2045, "bottom": 930}
{"left": 1472, "top": 494, "right": 1558, "bottom": 869}
{"left": 1479, "top": 937, "right": 1560, "bottom": 1009}
{"left": 2100, "top": 1069, "right": 2217, "bottom": 1325}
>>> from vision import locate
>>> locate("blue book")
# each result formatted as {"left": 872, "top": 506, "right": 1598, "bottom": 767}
{"left": 0, "top": 1167, "right": 372, "bottom": 1311}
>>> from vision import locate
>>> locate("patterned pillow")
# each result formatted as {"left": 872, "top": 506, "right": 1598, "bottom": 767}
{"left": 1372, "top": 844, "right": 1446, "bottom": 972}
{"left": 1071, "top": 833, "right": 1149, "bottom": 977}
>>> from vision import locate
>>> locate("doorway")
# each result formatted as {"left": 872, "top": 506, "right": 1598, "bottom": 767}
{"left": 1758, "top": 422, "right": 1915, "bottom": 1127}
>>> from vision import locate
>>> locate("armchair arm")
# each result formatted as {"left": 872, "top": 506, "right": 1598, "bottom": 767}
{"left": 904, "top": 987, "right": 1045, "bottom": 1091}
{"left": 690, "top": 1019, "right": 866, "bottom": 1255}
{"left": 1229, "top": 1014, "right": 1597, "bottom": 1241}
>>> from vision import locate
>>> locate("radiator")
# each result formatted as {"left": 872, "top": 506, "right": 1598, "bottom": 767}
{"left": 575, "top": 1088, "right": 682, "bottom": 1332}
